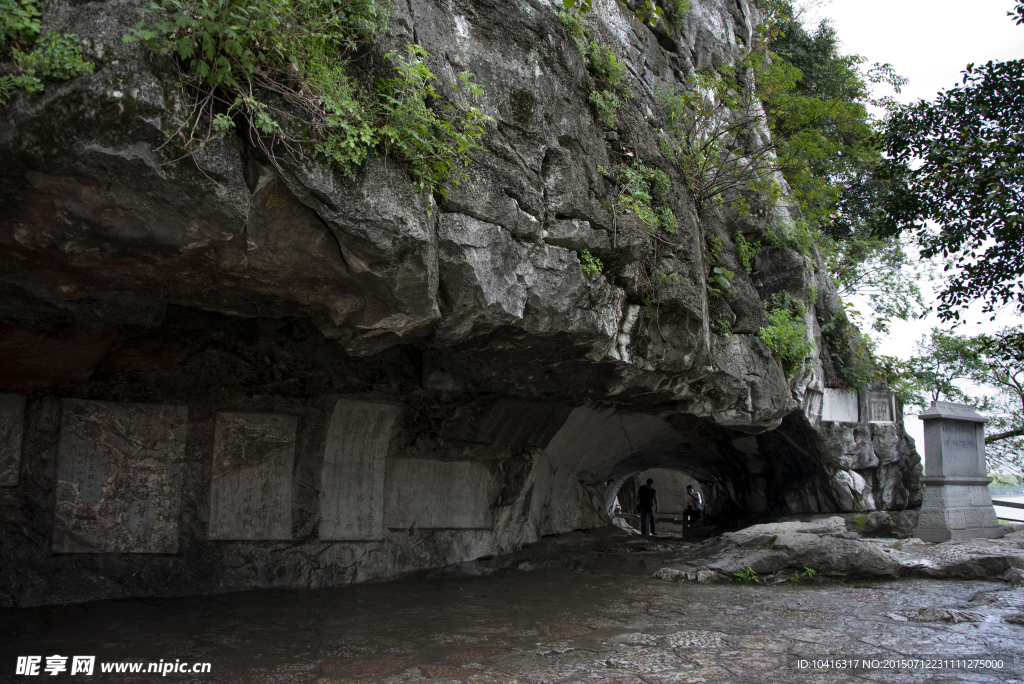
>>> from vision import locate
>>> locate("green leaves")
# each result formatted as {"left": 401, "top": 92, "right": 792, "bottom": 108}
{"left": 734, "top": 233, "right": 761, "bottom": 273}
{"left": 1, "top": 2, "right": 93, "bottom": 105}
{"left": 615, "top": 162, "right": 677, "bottom": 234}
{"left": 125, "top": 0, "right": 491, "bottom": 202}
{"left": 0, "top": 0, "right": 41, "bottom": 52}
{"left": 588, "top": 89, "right": 619, "bottom": 128}
{"left": 633, "top": 1, "right": 664, "bottom": 28}
{"left": 878, "top": 54, "right": 1024, "bottom": 320}
{"left": 709, "top": 266, "right": 734, "bottom": 293}
{"left": 758, "top": 294, "right": 814, "bottom": 377}
{"left": 579, "top": 249, "right": 603, "bottom": 276}
{"left": 14, "top": 32, "right": 94, "bottom": 81}
{"left": 376, "top": 45, "right": 493, "bottom": 202}
{"left": 127, "top": 0, "right": 293, "bottom": 89}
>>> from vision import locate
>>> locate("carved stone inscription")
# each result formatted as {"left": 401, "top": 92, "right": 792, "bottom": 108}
{"left": 319, "top": 400, "right": 402, "bottom": 541}
{"left": 941, "top": 420, "right": 978, "bottom": 453}
{"left": 0, "top": 393, "right": 26, "bottom": 486}
{"left": 386, "top": 459, "right": 491, "bottom": 529}
{"left": 54, "top": 400, "right": 188, "bottom": 553}
{"left": 867, "top": 392, "right": 895, "bottom": 422}
{"left": 821, "top": 388, "right": 858, "bottom": 423}
{"left": 939, "top": 419, "right": 979, "bottom": 477}
{"left": 208, "top": 412, "right": 297, "bottom": 540}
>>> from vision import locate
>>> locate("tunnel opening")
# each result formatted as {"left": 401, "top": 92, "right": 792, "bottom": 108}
{"left": 600, "top": 446, "right": 741, "bottom": 540}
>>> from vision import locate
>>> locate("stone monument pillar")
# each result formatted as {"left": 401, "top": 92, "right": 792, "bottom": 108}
{"left": 913, "top": 401, "right": 1003, "bottom": 542}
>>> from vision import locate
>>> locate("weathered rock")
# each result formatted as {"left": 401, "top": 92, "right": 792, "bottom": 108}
{"left": 658, "top": 520, "right": 1024, "bottom": 584}
{"left": 0, "top": 0, "right": 924, "bottom": 604}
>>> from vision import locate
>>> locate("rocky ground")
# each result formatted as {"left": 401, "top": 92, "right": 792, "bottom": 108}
{"left": 2, "top": 522, "right": 1023, "bottom": 683}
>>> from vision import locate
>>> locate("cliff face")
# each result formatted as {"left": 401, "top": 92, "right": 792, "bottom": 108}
{"left": 0, "top": 0, "right": 921, "bottom": 605}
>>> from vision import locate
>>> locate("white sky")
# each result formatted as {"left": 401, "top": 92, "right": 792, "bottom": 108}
{"left": 802, "top": 0, "right": 1024, "bottom": 104}
{"left": 797, "top": 1, "right": 1023, "bottom": 449}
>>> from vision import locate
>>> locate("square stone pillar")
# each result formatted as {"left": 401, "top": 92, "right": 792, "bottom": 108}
{"left": 913, "top": 401, "right": 1003, "bottom": 542}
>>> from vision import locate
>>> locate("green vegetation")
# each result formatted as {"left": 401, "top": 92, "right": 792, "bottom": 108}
{"left": 733, "top": 566, "right": 760, "bottom": 584}
{"left": 734, "top": 233, "right": 761, "bottom": 273}
{"left": 819, "top": 306, "right": 876, "bottom": 389}
{"left": 656, "top": 206, "right": 678, "bottom": 234}
{"left": 1, "top": 0, "right": 94, "bottom": 104}
{"left": 556, "top": 5, "right": 588, "bottom": 47}
{"left": 579, "top": 249, "right": 603, "bottom": 276}
{"left": 666, "top": 0, "right": 690, "bottom": 22}
{"left": 557, "top": 3, "right": 629, "bottom": 129}
{"left": 126, "top": 0, "right": 492, "bottom": 200}
{"left": 650, "top": 1, "right": 926, "bottom": 335}
{"left": 787, "top": 566, "right": 817, "bottom": 585}
{"left": 588, "top": 89, "right": 620, "bottom": 128}
{"left": 990, "top": 472, "right": 1023, "bottom": 496}
{"left": 758, "top": 294, "right": 814, "bottom": 377}
{"left": 707, "top": 267, "right": 734, "bottom": 298}
{"left": 618, "top": 163, "right": 660, "bottom": 231}
{"left": 876, "top": 2, "right": 1024, "bottom": 321}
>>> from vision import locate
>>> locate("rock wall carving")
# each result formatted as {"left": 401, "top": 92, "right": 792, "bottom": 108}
{"left": 53, "top": 400, "right": 188, "bottom": 553}
{"left": 208, "top": 412, "right": 298, "bottom": 541}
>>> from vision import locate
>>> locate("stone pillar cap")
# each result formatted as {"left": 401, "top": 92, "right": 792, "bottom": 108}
{"left": 918, "top": 401, "right": 987, "bottom": 423}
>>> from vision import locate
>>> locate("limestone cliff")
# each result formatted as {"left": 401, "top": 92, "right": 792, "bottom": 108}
{"left": 0, "top": 0, "right": 921, "bottom": 605}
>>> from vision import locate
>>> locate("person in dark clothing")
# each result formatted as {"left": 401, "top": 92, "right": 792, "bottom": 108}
{"left": 637, "top": 478, "right": 658, "bottom": 536}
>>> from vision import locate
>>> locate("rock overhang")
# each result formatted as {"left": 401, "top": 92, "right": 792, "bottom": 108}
{"left": 0, "top": 0, "right": 923, "bottom": 605}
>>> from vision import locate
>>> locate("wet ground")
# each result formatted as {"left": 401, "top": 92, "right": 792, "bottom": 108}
{"left": 2, "top": 533, "right": 1023, "bottom": 683}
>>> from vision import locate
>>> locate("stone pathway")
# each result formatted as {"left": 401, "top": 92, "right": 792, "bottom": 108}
{"left": 2, "top": 555, "right": 1022, "bottom": 682}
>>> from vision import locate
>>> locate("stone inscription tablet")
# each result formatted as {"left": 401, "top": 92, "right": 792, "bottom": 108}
{"left": 821, "top": 388, "right": 858, "bottom": 423}
{"left": 0, "top": 394, "right": 26, "bottom": 487}
{"left": 319, "top": 399, "right": 402, "bottom": 541}
{"left": 54, "top": 400, "right": 188, "bottom": 553}
{"left": 939, "top": 419, "right": 979, "bottom": 477}
{"left": 208, "top": 412, "right": 297, "bottom": 540}
{"left": 386, "top": 459, "right": 491, "bottom": 529}
{"left": 867, "top": 392, "right": 895, "bottom": 422}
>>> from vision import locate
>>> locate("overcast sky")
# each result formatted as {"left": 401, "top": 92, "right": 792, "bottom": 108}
{"left": 801, "top": 0, "right": 1023, "bottom": 103}
{"left": 796, "top": 1, "right": 1023, "bottom": 448}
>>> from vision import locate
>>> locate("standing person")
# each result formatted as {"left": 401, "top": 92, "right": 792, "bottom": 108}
{"left": 685, "top": 485, "right": 703, "bottom": 526}
{"left": 637, "top": 478, "right": 658, "bottom": 537}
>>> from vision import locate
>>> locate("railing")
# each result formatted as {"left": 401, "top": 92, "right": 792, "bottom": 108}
{"left": 992, "top": 499, "right": 1024, "bottom": 523}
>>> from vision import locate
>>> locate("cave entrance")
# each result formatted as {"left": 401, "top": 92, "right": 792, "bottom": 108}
{"left": 602, "top": 454, "right": 725, "bottom": 539}
{"left": 613, "top": 468, "right": 702, "bottom": 536}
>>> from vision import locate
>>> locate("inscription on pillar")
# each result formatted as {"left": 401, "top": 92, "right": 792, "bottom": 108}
{"left": 54, "top": 400, "right": 188, "bottom": 553}
{"left": 941, "top": 420, "right": 978, "bottom": 452}
{"left": 914, "top": 401, "right": 1001, "bottom": 542}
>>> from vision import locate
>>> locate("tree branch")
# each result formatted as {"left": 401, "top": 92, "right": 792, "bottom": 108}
{"left": 986, "top": 427, "right": 1024, "bottom": 444}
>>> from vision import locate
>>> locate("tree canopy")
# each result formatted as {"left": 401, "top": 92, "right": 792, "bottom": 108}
{"left": 876, "top": 2, "right": 1024, "bottom": 321}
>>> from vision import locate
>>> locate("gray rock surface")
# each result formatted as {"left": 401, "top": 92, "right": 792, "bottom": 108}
{"left": 655, "top": 517, "right": 1024, "bottom": 583}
